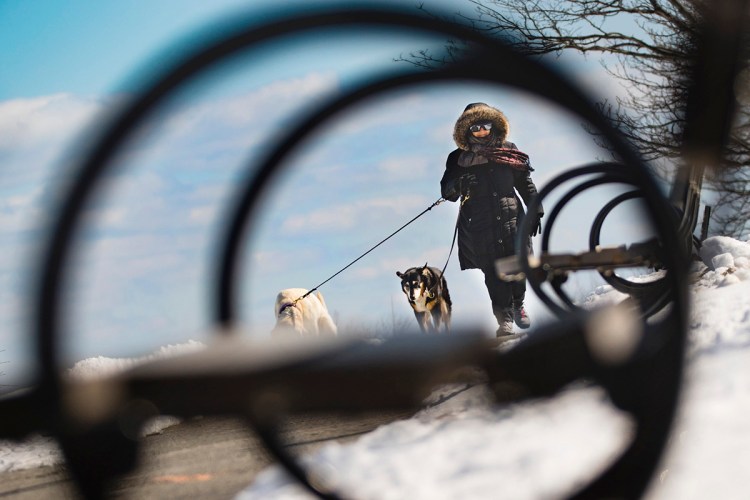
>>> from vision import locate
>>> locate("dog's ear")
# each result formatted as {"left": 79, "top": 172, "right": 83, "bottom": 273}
{"left": 396, "top": 271, "right": 404, "bottom": 278}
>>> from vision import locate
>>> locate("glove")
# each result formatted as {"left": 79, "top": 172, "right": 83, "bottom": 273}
{"left": 458, "top": 173, "right": 478, "bottom": 196}
{"left": 531, "top": 213, "right": 543, "bottom": 237}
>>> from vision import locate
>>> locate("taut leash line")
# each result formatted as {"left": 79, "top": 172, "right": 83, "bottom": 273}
{"left": 294, "top": 197, "right": 446, "bottom": 304}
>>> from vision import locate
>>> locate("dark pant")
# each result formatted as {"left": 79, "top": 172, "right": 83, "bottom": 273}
{"left": 481, "top": 265, "right": 526, "bottom": 325}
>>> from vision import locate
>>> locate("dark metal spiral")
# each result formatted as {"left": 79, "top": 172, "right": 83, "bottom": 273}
{"left": 8, "top": 1, "right": 749, "bottom": 499}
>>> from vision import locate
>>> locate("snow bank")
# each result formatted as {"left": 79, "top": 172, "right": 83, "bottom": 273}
{"left": 4, "top": 236, "right": 750, "bottom": 498}
{"left": 238, "top": 236, "right": 750, "bottom": 499}
{"left": 243, "top": 385, "right": 631, "bottom": 500}
{"left": 0, "top": 435, "right": 64, "bottom": 473}
{"left": 0, "top": 341, "right": 205, "bottom": 472}
{"left": 688, "top": 237, "right": 750, "bottom": 353}
{"left": 65, "top": 340, "right": 205, "bottom": 382}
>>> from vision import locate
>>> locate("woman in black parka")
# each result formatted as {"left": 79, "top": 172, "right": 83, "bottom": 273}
{"left": 440, "top": 103, "right": 544, "bottom": 337}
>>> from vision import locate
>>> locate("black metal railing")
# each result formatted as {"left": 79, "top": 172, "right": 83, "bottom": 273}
{"left": 2, "top": 1, "right": 748, "bottom": 498}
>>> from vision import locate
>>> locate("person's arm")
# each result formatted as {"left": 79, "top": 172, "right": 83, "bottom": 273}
{"left": 508, "top": 143, "right": 542, "bottom": 215}
{"left": 440, "top": 150, "right": 463, "bottom": 202}
{"left": 511, "top": 148, "right": 544, "bottom": 236}
{"left": 515, "top": 170, "right": 544, "bottom": 237}
{"left": 514, "top": 169, "right": 543, "bottom": 216}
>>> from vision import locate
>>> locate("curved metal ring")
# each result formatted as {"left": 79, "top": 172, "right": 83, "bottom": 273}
{"left": 531, "top": 169, "right": 670, "bottom": 317}
{"left": 517, "top": 163, "right": 678, "bottom": 318}
{"left": 217, "top": 17, "right": 686, "bottom": 500}
{"left": 589, "top": 190, "right": 673, "bottom": 319}
{"left": 537, "top": 171, "right": 631, "bottom": 311}
{"left": 29, "top": 5, "right": 688, "bottom": 500}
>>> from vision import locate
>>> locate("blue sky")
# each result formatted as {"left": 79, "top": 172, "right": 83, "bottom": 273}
{"left": 1, "top": 0, "right": 648, "bottom": 389}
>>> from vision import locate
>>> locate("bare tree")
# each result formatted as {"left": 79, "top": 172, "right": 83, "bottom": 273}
{"left": 406, "top": 0, "right": 750, "bottom": 238}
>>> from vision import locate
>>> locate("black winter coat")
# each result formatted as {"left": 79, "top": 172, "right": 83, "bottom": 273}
{"left": 440, "top": 141, "right": 543, "bottom": 271}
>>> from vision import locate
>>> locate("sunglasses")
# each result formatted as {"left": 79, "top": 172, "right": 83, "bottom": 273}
{"left": 469, "top": 122, "right": 493, "bottom": 132}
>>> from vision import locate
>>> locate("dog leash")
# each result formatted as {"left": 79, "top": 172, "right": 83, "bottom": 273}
{"left": 427, "top": 194, "right": 466, "bottom": 297}
{"left": 438, "top": 209, "right": 461, "bottom": 279}
{"left": 292, "top": 197, "right": 448, "bottom": 305}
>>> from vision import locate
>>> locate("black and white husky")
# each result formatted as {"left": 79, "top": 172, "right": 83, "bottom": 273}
{"left": 396, "top": 263, "right": 452, "bottom": 333}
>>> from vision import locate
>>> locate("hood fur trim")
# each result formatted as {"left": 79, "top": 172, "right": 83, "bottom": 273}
{"left": 453, "top": 103, "right": 509, "bottom": 150}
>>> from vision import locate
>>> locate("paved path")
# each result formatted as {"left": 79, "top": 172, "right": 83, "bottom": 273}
{"left": 0, "top": 411, "right": 412, "bottom": 499}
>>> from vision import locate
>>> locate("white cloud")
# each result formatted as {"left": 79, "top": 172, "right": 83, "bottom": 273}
{"left": 250, "top": 247, "right": 323, "bottom": 276}
{"left": 83, "top": 207, "right": 127, "bottom": 227}
{"left": 0, "top": 93, "right": 100, "bottom": 150}
{"left": 219, "top": 73, "right": 339, "bottom": 126}
{"left": 189, "top": 205, "right": 216, "bottom": 224}
{"left": 281, "top": 195, "right": 431, "bottom": 234}
{"left": 0, "top": 94, "right": 104, "bottom": 195}
{"left": 378, "top": 156, "right": 429, "bottom": 179}
{"left": 144, "top": 72, "right": 340, "bottom": 155}
{"left": 0, "top": 187, "right": 46, "bottom": 233}
{"left": 429, "top": 120, "right": 456, "bottom": 146}
{"left": 326, "top": 92, "right": 435, "bottom": 136}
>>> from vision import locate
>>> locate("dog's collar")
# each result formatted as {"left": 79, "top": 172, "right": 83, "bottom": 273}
{"left": 278, "top": 302, "right": 295, "bottom": 315}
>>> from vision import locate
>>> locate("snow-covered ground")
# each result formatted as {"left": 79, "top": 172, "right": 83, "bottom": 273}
{"left": 2, "top": 236, "right": 750, "bottom": 499}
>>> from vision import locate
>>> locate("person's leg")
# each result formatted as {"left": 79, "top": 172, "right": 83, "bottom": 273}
{"left": 512, "top": 278, "right": 531, "bottom": 329}
{"left": 510, "top": 231, "right": 535, "bottom": 329}
{"left": 482, "top": 266, "right": 514, "bottom": 336}
{"left": 512, "top": 278, "right": 525, "bottom": 306}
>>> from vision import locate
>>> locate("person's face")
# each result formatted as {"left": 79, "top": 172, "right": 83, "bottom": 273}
{"left": 470, "top": 122, "right": 492, "bottom": 138}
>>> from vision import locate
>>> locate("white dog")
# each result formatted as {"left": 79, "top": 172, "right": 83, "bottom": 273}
{"left": 271, "top": 288, "right": 338, "bottom": 337}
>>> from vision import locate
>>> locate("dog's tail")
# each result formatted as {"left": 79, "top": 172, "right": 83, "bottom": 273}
{"left": 315, "top": 290, "right": 327, "bottom": 309}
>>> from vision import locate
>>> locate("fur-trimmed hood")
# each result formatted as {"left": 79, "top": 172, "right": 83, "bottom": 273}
{"left": 453, "top": 103, "right": 510, "bottom": 150}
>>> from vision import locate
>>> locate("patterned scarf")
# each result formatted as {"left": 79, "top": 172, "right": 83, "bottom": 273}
{"left": 458, "top": 135, "right": 532, "bottom": 171}
{"left": 477, "top": 147, "right": 532, "bottom": 171}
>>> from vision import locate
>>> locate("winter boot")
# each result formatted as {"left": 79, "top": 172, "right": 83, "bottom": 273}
{"left": 513, "top": 304, "right": 531, "bottom": 329}
{"left": 495, "top": 308, "right": 515, "bottom": 337}
{"left": 496, "top": 320, "right": 515, "bottom": 337}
